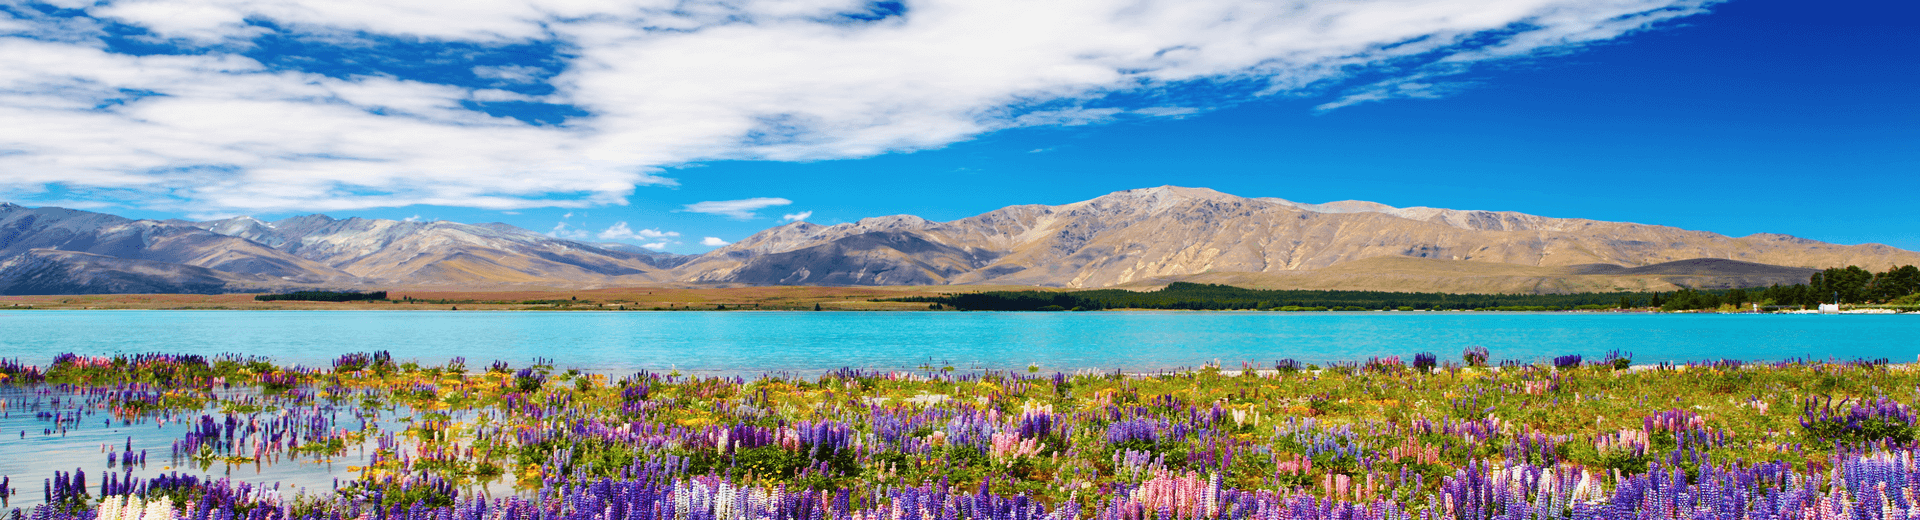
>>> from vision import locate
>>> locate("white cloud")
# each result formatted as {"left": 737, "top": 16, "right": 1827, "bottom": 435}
{"left": 1133, "top": 107, "right": 1199, "bottom": 118}
{"left": 0, "top": 0, "right": 1718, "bottom": 214}
{"left": 547, "top": 221, "right": 587, "bottom": 240}
{"left": 403, "top": 214, "right": 421, "bottom": 222}
{"left": 472, "top": 65, "right": 546, "bottom": 84}
{"left": 597, "top": 221, "right": 680, "bottom": 241}
{"left": 681, "top": 197, "right": 792, "bottom": 220}
{"left": 640, "top": 242, "right": 669, "bottom": 250}
{"left": 781, "top": 210, "right": 812, "bottom": 222}
{"left": 469, "top": 89, "right": 541, "bottom": 102}
{"left": 1012, "top": 108, "right": 1123, "bottom": 128}
{"left": 700, "top": 237, "right": 730, "bottom": 247}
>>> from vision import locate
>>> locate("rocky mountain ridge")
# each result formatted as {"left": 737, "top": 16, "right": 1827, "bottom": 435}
{"left": 0, "top": 203, "right": 689, "bottom": 294}
{"left": 681, "top": 186, "right": 1920, "bottom": 287}
{"left": 2, "top": 187, "right": 1916, "bottom": 294}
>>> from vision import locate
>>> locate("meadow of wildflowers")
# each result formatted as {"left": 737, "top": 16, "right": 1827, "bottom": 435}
{"left": 3, "top": 349, "right": 1920, "bottom": 519}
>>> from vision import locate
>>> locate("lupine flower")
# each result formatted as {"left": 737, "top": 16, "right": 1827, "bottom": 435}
{"left": 1802, "top": 395, "right": 1919, "bottom": 444}
{"left": 1462, "top": 346, "right": 1491, "bottom": 367}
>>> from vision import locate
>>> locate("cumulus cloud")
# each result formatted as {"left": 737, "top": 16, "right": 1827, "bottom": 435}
{"left": 700, "top": 237, "right": 730, "bottom": 247}
{"left": 0, "top": 0, "right": 1719, "bottom": 214}
{"left": 681, "top": 197, "right": 792, "bottom": 220}
{"left": 781, "top": 211, "right": 812, "bottom": 222}
{"left": 597, "top": 222, "right": 680, "bottom": 241}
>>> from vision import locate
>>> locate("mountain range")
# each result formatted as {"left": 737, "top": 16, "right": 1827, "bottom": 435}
{"left": 4, "top": 186, "right": 1916, "bottom": 295}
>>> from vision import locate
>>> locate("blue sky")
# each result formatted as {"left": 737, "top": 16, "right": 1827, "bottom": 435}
{"left": 1, "top": 0, "right": 1914, "bottom": 254}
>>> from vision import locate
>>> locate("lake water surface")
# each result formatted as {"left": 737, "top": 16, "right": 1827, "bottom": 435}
{"left": 0, "top": 310, "right": 1912, "bottom": 374}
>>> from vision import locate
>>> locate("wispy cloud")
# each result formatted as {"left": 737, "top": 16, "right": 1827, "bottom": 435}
{"left": 681, "top": 197, "right": 792, "bottom": 220}
{"left": 1013, "top": 108, "right": 1124, "bottom": 128}
{"left": 547, "top": 222, "right": 587, "bottom": 240}
{"left": 0, "top": 0, "right": 1719, "bottom": 214}
{"left": 1133, "top": 107, "right": 1199, "bottom": 118}
{"left": 1315, "top": 73, "right": 1476, "bottom": 111}
{"left": 472, "top": 65, "right": 546, "bottom": 84}
{"left": 781, "top": 211, "right": 812, "bottom": 223}
{"left": 700, "top": 237, "right": 730, "bottom": 247}
{"left": 597, "top": 222, "right": 679, "bottom": 241}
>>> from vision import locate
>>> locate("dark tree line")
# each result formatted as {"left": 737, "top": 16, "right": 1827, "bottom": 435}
{"left": 1750, "top": 265, "right": 1920, "bottom": 307}
{"left": 1655, "top": 288, "right": 1754, "bottom": 312}
{"left": 893, "top": 283, "right": 1659, "bottom": 311}
{"left": 254, "top": 290, "right": 389, "bottom": 302}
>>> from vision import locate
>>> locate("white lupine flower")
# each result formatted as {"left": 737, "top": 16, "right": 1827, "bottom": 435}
{"left": 144, "top": 496, "right": 177, "bottom": 520}
{"left": 97, "top": 496, "right": 125, "bottom": 520}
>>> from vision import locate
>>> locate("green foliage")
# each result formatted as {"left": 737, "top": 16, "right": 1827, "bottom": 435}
{"left": 941, "top": 444, "right": 990, "bottom": 468}
{"left": 734, "top": 445, "right": 807, "bottom": 477}
{"left": 1660, "top": 289, "right": 1724, "bottom": 311}
{"left": 1594, "top": 448, "right": 1651, "bottom": 474}
{"left": 1758, "top": 265, "right": 1920, "bottom": 306}
{"left": 896, "top": 283, "right": 1676, "bottom": 311}
{"left": 254, "top": 290, "right": 389, "bottom": 302}
{"left": 1801, "top": 417, "right": 1916, "bottom": 445}
{"left": 900, "top": 266, "right": 1920, "bottom": 312}
{"left": 337, "top": 478, "right": 455, "bottom": 509}
{"left": 45, "top": 354, "right": 233, "bottom": 386}
{"left": 515, "top": 374, "right": 545, "bottom": 393}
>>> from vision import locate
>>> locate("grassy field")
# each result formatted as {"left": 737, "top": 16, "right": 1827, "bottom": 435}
{"left": 7, "top": 350, "right": 1920, "bottom": 519}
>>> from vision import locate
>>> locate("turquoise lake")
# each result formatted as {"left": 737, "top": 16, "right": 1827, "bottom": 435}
{"left": 0, "top": 310, "right": 1913, "bottom": 374}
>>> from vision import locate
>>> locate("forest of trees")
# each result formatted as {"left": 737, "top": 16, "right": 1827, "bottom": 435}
{"left": 253, "top": 290, "right": 389, "bottom": 302}
{"left": 1658, "top": 264, "right": 1920, "bottom": 311}
{"left": 893, "top": 283, "right": 1656, "bottom": 311}
{"left": 898, "top": 264, "right": 1920, "bottom": 312}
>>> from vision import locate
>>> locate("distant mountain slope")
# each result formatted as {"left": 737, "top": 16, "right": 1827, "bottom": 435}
{"left": 190, "top": 215, "right": 686, "bottom": 285}
{"left": 3, "top": 186, "right": 1915, "bottom": 294}
{"left": 1, "top": 203, "right": 346, "bottom": 282}
{"left": 0, "top": 203, "right": 695, "bottom": 293}
{"left": 0, "top": 250, "right": 273, "bottom": 295}
{"left": 674, "top": 186, "right": 1920, "bottom": 287}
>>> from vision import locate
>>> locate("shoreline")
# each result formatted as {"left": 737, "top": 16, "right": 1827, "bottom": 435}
{"left": 3, "top": 303, "right": 1913, "bottom": 314}
{"left": 8, "top": 286, "right": 1914, "bottom": 313}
